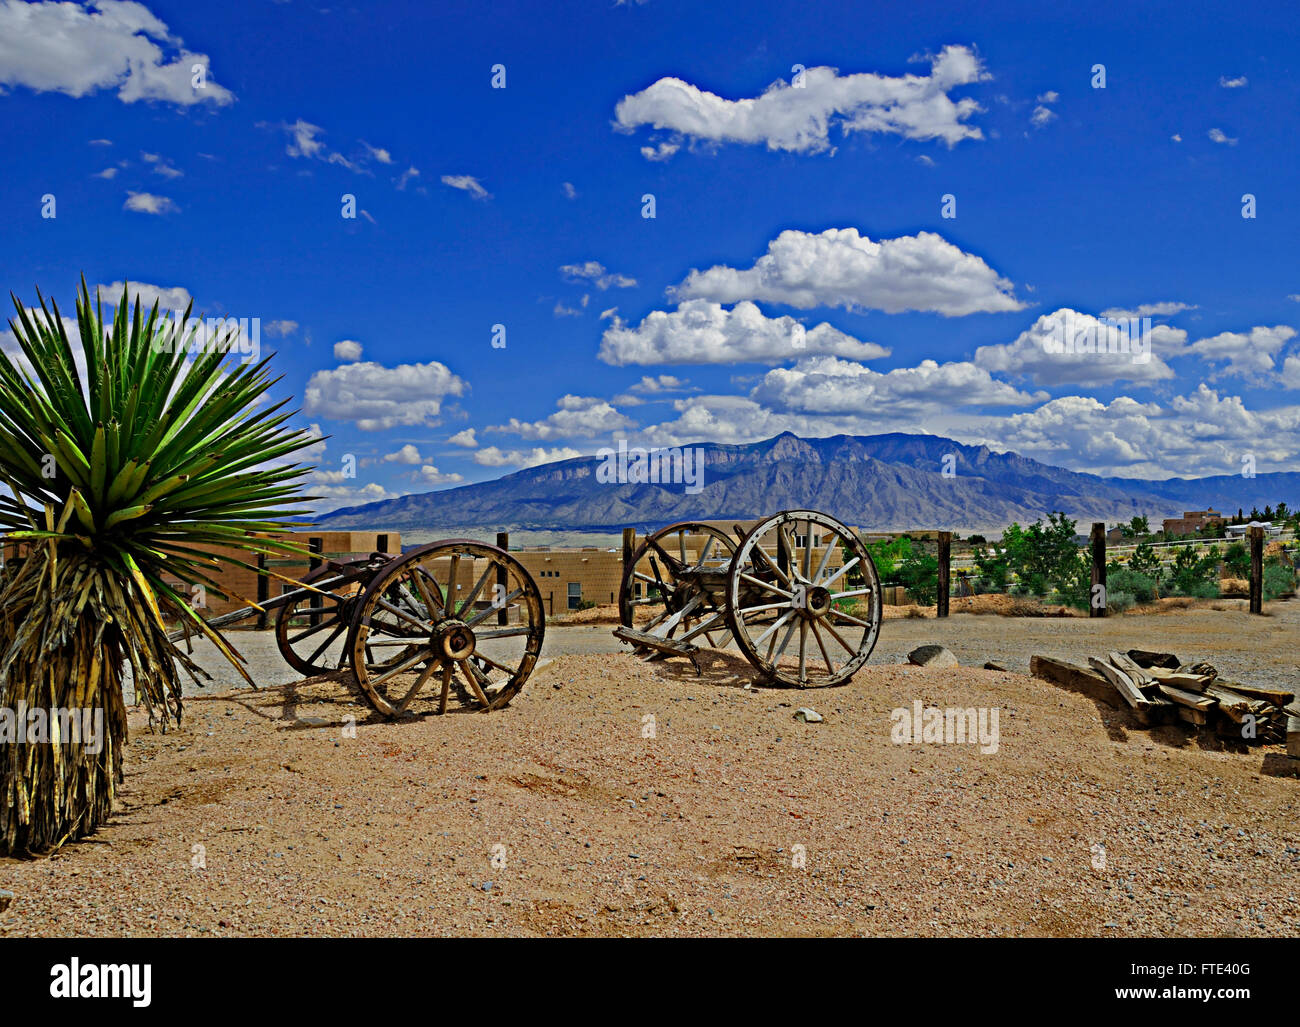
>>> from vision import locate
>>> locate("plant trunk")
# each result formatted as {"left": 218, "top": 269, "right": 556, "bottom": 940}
{"left": 0, "top": 616, "right": 126, "bottom": 857}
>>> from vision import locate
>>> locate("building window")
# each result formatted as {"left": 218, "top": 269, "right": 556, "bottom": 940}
{"left": 567, "top": 582, "right": 582, "bottom": 610}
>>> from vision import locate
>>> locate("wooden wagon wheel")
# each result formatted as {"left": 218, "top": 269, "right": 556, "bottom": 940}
{"left": 347, "top": 540, "right": 545, "bottom": 717}
{"left": 274, "top": 556, "right": 391, "bottom": 676}
{"left": 725, "top": 510, "right": 881, "bottom": 688}
{"left": 617, "top": 522, "right": 737, "bottom": 650}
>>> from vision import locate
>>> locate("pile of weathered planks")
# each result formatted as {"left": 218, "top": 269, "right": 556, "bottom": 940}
{"left": 1031, "top": 649, "right": 1299, "bottom": 755}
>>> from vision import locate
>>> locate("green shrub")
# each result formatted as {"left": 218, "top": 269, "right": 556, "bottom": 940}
{"left": 1264, "top": 561, "right": 1296, "bottom": 600}
{"left": 1163, "top": 545, "right": 1220, "bottom": 598}
{"left": 1107, "top": 567, "right": 1158, "bottom": 603}
{"left": 897, "top": 549, "right": 939, "bottom": 606}
{"left": 1107, "top": 591, "right": 1136, "bottom": 613}
{"left": 1223, "top": 541, "right": 1251, "bottom": 578}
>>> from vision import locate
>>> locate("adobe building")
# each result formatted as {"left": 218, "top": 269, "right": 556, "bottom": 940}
{"left": 1161, "top": 509, "right": 1225, "bottom": 537}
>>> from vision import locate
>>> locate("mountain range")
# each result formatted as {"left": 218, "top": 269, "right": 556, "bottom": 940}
{"left": 312, "top": 432, "right": 1300, "bottom": 534}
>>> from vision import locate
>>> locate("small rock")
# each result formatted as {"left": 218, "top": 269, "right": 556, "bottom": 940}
{"left": 793, "top": 708, "right": 824, "bottom": 723}
{"left": 909, "top": 644, "right": 958, "bottom": 668}
{"left": 0, "top": 889, "right": 12, "bottom": 913}
{"left": 983, "top": 660, "right": 1008, "bottom": 672}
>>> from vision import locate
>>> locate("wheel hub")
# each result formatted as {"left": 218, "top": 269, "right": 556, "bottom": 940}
{"left": 432, "top": 619, "right": 476, "bottom": 660}
{"left": 804, "top": 585, "right": 832, "bottom": 616}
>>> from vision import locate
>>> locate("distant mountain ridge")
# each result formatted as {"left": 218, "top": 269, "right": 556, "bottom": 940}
{"left": 312, "top": 431, "right": 1300, "bottom": 533}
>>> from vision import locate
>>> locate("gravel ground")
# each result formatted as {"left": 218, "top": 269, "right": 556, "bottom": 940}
{"left": 7, "top": 600, "right": 1299, "bottom": 937}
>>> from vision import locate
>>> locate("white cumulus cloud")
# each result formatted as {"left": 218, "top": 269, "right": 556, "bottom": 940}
{"left": 672, "top": 228, "right": 1023, "bottom": 316}
{"left": 599, "top": 299, "right": 891, "bottom": 366}
{"left": 0, "top": 0, "right": 233, "bottom": 107}
{"left": 489, "top": 395, "right": 635, "bottom": 440}
{"left": 614, "top": 44, "right": 988, "bottom": 156}
{"left": 333, "top": 339, "right": 363, "bottom": 362}
{"left": 304, "top": 359, "right": 468, "bottom": 431}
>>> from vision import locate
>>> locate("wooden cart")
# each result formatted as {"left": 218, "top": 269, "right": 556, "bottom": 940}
{"left": 614, "top": 510, "right": 881, "bottom": 687}
{"left": 172, "top": 540, "right": 545, "bottom": 716}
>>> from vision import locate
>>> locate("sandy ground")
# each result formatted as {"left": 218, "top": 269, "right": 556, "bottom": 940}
{"left": 4, "top": 601, "right": 1299, "bottom": 937}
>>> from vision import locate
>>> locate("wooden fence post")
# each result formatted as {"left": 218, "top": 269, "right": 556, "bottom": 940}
{"left": 255, "top": 551, "right": 268, "bottom": 629}
{"left": 496, "top": 530, "right": 509, "bottom": 625}
{"left": 1249, "top": 524, "right": 1264, "bottom": 615}
{"left": 1090, "top": 522, "right": 1107, "bottom": 618}
{"left": 936, "top": 531, "right": 951, "bottom": 618}
{"left": 307, "top": 536, "right": 323, "bottom": 627}
{"left": 622, "top": 527, "right": 636, "bottom": 576}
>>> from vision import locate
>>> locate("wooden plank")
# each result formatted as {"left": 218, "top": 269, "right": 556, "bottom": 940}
{"left": 1029, "top": 656, "right": 1124, "bottom": 709}
{"left": 1177, "top": 706, "right": 1208, "bottom": 727}
{"left": 1288, "top": 715, "right": 1300, "bottom": 759}
{"left": 1089, "top": 657, "right": 1155, "bottom": 713}
{"left": 1146, "top": 667, "right": 1213, "bottom": 691}
{"left": 1213, "top": 680, "right": 1295, "bottom": 708}
{"left": 1157, "top": 684, "right": 1217, "bottom": 711}
{"left": 1203, "top": 683, "right": 1268, "bottom": 723}
{"left": 1108, "top": 651, "right": 1157, "bottom": 689}
{"left": 613, "top": 625, "right": 702, "bottom": 675}
{"left": 1127, "top": 649, "right": 1180, "bottom": 670}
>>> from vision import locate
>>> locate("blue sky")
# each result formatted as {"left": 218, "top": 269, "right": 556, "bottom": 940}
{"left": 2, "top": 0, "right": 1299, "bottom": 511}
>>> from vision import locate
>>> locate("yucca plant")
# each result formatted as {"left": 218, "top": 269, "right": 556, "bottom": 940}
{"left": 0, "top": 280, "right": 316, "bottom": 855}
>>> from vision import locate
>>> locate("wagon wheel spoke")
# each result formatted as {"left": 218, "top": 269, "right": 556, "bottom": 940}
{"left": 809, "top": 619, "right": 836, "bottom": 675}
{"left": 797, "top": 618, "right": 808, "bottom": 684}
{"left": 819, "top": 617, "right": 857, "bottom": 655}
{"left": 821, "top": 558, "right": 858, "bottom": 590}
{"left": 370, "top": 647, "right": 437, "bottom": 689}
{"left": 694, "top": 536, "right": 715, "bottom": 569}
{"left": 306, "top": 622, "right": 347, "bottom": 668}
{"left": 647, "top": 538, "right": 685, "bottom": 573}
{"left": 473, "top": 651, "right": 519, "bottom": 678}
{"left": 772, "top": 615, "right": 799, "bottom": 661}
{"left": 812, "top": 538, "right": 837, "bottom": 585}
{"left": 413, "top": 565, "right": 446, "bottom": 616}
{"left": 464, "top": 587, "right": 522, "bottom": 628}
{"left": 461, "top": 658, "right": 494, "bottom": 710}
{"left": 753, "top": 609, "right": 795, "bottom": 650}
{"left": 395, "top": 658, "right": 443, "bottom": 716}
{"left": 376, "top": 597, "right": 432, "bottom": 632}
{"left": 437, "top": 661, "right": 454, "bottom": 715}
{"left": 445, "top": 554, "right": 460, "bottom": 612}
{"left": 737, "top": 572, "right": 792, "bottom": 599}
{"left": 829, "top": 608, "right": 873, "bottom": 629}
{"left": 457, "top": 561, "right": 497, "bottom": 617}
{"left": 751, "top": 544, "right": 793, "bottom": 590}
{"left": 288, "top": 617, "right": 340, "bottom": 645}
{"left": 473, "top": 625, "right": 531, "bottom": 640}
